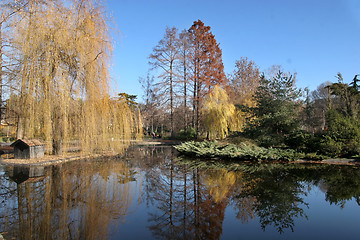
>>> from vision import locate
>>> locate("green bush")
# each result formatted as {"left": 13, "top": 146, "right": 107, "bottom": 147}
{"left": 257, "top": 134, "right": 284, "bottom": 148}
{"left": 319, "top": 110, "right": 360, "bottom": 157}
{"left": 225, "top": 133, "right": 257, "bottom": 146}
{"left": 285, "top": 130, "right": 310, "bottom": 150}
{"left": 176, "top": 127, "right": 197, "bottom": 140}
{"left": 174, "top": 140, "right": 303, "bottom": 162}
{"left": 285, "top": 130, "right": 321, "bottom": 153}
{"left": 318, "top": 136, "right": 342, "bottom": 157}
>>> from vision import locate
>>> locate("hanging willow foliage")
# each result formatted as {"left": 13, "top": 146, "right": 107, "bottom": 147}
{"left": 5, "top": 0, "right": 142, "bottom": 155}
{"left": 202, "top": 85, "right": 237, "bottom": 140}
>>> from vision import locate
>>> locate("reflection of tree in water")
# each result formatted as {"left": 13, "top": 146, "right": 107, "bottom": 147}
{"left": 208, "top": 162, "right": 360, "bottom": 234}
{"left": 0, "top": 156, "right": 140, "bottom": 240}
{"left": 177, "top": 160, "right": 312, "bottom": 234}
{"left": 144, "top": 147, "right": 194, "bottom": 239}
{"left": 241, "top": 168, "right": 309, "bottom": 234}
{"left": 228, "top": 172, "right": 257, "bottom": 224}
{"left": 143, "top": 147, "right": 232, "bottom": 239}
{"left": 313, "top": 165, "right": 360, "bottom": 208}
{"left": 196, "top": 169, "right": 239, "bottom": 240}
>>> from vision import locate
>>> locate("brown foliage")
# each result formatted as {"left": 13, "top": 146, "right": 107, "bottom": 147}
{"left": 228, "top": 57, "right": 260, "bottom": 107}
{"left": 188, "top": 20, "right": 227, "bottom": 135}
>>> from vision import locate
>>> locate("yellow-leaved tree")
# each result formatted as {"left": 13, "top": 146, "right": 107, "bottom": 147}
{"left": 203, "top": 85, "right": 241, "bottom": 140}
{"left": 3, "top": 0, "right": 142, "bottom": 155}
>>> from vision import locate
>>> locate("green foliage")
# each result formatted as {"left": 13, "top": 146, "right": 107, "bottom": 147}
{"left": 302, "top": 152, "right": 329, "bottom": 161}
{"left": 176, "top": 127, "right": 197, "bottom": 140}
{"left": 319, "top": 110, "right": 360, "bottom": 157}
{"left": 118, "top": 93, "right": 138, "bottom": 108}
{"left": 245, "top": 71, "right": 302, "bottom": 147}
{"left": 285, "top": 130, "right": 310, "bottom": 150}
{"left": 174, "top": 141, "right": 303, "bottom": 162}
{"left": 225, "top": 134, "right": 257, "bottom": 145}
{"left": 319, "top": 135, "right": 343, "bottom": 157}
{"left": 285, "top": 130, "right": 322, "bottom": 153}
{"left": 328, "top": 73, "right": 360, "bottom": 118}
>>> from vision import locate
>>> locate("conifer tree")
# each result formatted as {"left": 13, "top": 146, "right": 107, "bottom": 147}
{"left": 188, "top": 20, "right": 226, "bottom": 136}
{"left": 247, "top": 71, "right": 302, "bottom": 146}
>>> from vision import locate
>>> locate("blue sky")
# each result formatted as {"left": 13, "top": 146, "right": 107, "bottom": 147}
{"left": 104, "top": 0, "right": 360, "bottom": 101}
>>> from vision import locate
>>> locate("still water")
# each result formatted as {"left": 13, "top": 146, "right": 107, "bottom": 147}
{"left": 1, "top": 146, "right": 360, "bottom": 239}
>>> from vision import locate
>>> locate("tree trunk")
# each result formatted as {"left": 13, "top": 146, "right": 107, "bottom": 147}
{"left": 170, "top": 61, "right": 174, "bottom": 138}
{"left": 0, "top": 21, "right": 2, "bottom": 122}
{"left": 183, "top": 52, "right": 187, "bottom": 130}
{"left": 195, "top": 73, "right": 200, "bottom": 137}
{"left": 16, "top": 117, "right": 24, "bottom": 139}
{"left": 52, "top": 138, "right": 63, "bottom": 155}
{"left": 192, "top": 60, "right": 197, "bottom": 129}
{"left": 52, "top": 110, "right": 63, "bottom": 155}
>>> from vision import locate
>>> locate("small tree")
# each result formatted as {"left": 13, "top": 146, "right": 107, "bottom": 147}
{"left": 202, "top": 86, "right": 235, "bottom": 140}
{"left": 139, "top": 74, "right": 161, "bottom": 135}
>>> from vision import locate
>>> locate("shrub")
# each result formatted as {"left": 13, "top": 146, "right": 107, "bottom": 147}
{"left": 174, "top": 140, "right": 303, "bottom": 162}
{"left": 176, "top": 127, "right": 197, "bottom": 140}
{"left": 319, "top": 110, "right": 360, "bottom": 157}
{"left": 285, "top": 130, "right": 321, "bottom": 153}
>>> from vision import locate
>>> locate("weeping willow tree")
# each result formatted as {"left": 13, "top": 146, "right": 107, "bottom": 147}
{"left": 4, "top": 0, "right": 141, "bottom": 155}
{"left": 202, "top": 85, "right": 241, "bottom": 140}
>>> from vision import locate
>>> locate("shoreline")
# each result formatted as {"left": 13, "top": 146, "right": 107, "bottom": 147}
{"left": 0, "top": 139, "right": 181, "bottom": 167}
{"left": 2, "top": 139, "right": 359, "bottom": 167}
{"left": 296, "top": 158, "right": 360, "bottom": 166}
{"left": 0, "top": 152, "right": 119, "bottom": 167}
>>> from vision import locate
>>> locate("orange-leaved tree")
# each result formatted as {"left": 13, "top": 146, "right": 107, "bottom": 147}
{"left": 188, "top": 20, "right": 227, "bottom": 136}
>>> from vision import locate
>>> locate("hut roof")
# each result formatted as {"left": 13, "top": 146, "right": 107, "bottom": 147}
{"left": 11, "top": 139, "right": 45, "bottom": 147}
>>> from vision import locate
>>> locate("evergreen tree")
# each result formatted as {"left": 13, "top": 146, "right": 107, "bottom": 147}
{"left": 246, "top": 71, "right": 302, "bottom": 147}
{"left": 328, "top": 73, "right": 360, "bottom": 118}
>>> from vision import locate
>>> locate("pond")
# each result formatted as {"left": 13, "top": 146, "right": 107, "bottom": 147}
{"left": 1, "top": 145, "right": 360, "bottom": 240}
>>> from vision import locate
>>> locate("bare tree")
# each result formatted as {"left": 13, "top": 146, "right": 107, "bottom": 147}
{"left": 149, "top": 27, "right": 179, "bottom": 137}
{"left": 228, "top": 57, "right": 260, "bottom": 107}
{"left": 177, "top": 29, "right": 191, "bottom": 131}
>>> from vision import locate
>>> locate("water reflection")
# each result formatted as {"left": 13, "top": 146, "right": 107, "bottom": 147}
{"left": 1, "top": 146, "right": 360, "bottom": 239}
{"left": 7, "top": 166, "right": 46, "bottom": 184}
{"left": 0, "top": 156, "right": 141, "bottom": 240}
{"left": 179, "top": 160, "right": 360, "bottom": 234}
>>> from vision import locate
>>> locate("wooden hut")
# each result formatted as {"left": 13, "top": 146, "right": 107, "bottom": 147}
{"left": 11, "top": 139, "right": 45, "bottom": 159}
